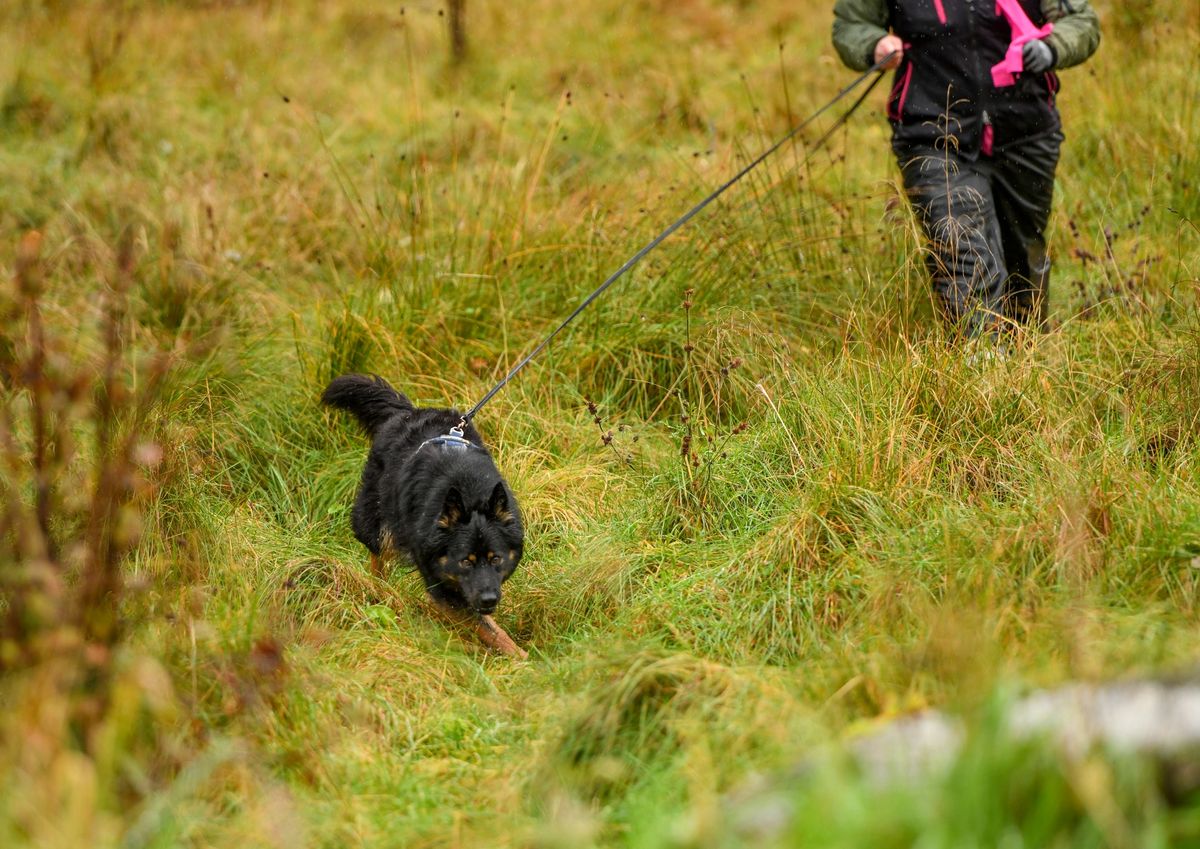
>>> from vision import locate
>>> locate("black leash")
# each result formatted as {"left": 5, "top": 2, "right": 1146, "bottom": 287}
{"left": 462, "top": 55, "right": 894, "bottom": 424}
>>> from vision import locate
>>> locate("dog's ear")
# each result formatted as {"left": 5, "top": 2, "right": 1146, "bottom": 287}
{"left": 437, "top": 487, "right": 467, "bottom": 528}
{"left": 487, "top": 482, "right": 514, "bottom": 524}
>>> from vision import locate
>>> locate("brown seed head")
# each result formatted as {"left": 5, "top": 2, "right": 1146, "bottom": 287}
{"left": 15, "top": 230, "right": 44, "bottom": 297}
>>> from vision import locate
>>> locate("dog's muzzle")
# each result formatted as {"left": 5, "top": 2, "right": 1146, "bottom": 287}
{"left": 475, "top": 589, "right": 499, "bottom": 614}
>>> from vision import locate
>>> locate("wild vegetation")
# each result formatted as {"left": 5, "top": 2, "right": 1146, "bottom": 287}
{"left": 1, "top": 0, "right": 1198, "bottom": 846}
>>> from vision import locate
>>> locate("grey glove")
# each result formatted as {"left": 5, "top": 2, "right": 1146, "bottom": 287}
{"left": 1022, "top": 39, "right": 1056, "bottom": 74}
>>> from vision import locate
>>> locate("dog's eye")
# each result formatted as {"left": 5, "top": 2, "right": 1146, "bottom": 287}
{"left": 490, "top": 555, "right": 503, "bottom": 567}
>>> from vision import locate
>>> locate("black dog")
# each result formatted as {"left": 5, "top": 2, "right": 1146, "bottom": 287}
{"left": 322, "top": 374, "right": 523, "bottom": 615}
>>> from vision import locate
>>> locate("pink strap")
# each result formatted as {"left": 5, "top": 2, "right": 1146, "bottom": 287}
{"left": 991, "top": 0, "right": 1054, "bottom": 87}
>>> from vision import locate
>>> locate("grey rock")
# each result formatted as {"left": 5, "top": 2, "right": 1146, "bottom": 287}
{"left": 849, "top": 710, "right": 965, "bottom": 785}
{"left": 1008, "top": 681, "right": 1200, "bottom": 758}
{"left": 728, "top": 677, "right": 1200, "bottom": 841}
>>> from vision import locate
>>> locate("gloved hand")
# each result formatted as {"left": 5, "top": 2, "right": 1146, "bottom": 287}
{"left": 1022, "top": 39, "right": 1055, "bottom": 74}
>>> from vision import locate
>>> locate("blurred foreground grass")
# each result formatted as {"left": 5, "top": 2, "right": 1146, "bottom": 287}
{"left": 1, "top": 0, "right": 1199, "bottom": 846}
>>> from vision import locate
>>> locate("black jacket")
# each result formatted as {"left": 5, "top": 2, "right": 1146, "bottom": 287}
{"left": 832, "top": 0, "right": 1101, "bottom": 158}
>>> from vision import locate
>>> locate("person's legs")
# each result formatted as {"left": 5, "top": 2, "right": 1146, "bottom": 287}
{"left": 896, "top": 145, "right": 1008, "bottom": 337}
{"left": 990, "top": 131, "right": 1063, "bottom": 331}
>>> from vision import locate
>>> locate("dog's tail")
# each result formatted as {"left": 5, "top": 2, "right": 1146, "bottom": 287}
{"left": 322, "top": 374, "right": 414, "bottom": 436}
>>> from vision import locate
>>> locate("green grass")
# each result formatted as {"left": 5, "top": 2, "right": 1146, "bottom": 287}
{"left": 2, "top": 0, "right": 1199, "bottom": 846}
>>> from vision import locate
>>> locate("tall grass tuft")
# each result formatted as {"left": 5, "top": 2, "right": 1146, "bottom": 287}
{"left": 1, "top": 230, "right": 165, "bottom": 689}
{"left": 0, "top": 229, "right": 181, "bottom": 841}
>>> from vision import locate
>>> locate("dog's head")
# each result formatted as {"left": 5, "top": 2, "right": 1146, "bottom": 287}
{"left": 428, "top": 481, "right": 523, "bottom": 615}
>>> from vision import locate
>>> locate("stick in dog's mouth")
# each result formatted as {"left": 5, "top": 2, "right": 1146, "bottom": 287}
{"left": 427, "top": 597, "right": 528, "bottom": 659}
{"left": 476, "top": 614, "right": 528, "bottom": 659}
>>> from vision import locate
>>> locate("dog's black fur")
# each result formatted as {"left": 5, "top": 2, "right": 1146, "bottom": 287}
{"left": 322, "top": 374, "right": 523, "bottom": 615}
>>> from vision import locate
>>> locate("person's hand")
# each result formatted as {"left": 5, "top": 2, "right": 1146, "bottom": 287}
{"left": 874, "top": 34, "right": 904, "bottom": 69}
{"left": 1022, "top": 39, "right": 1055, "bottom": 73}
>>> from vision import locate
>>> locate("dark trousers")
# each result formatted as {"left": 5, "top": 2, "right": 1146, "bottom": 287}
{"left": 895, "top": 132, "right": 1062, "bottom": 336}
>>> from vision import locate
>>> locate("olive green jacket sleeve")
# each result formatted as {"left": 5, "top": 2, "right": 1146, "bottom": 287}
{"left": 1041, "top": 0, "right": 1101, "bottom": 69}
{"left": 832, "top": 0, "right": 890, "bottom": 72}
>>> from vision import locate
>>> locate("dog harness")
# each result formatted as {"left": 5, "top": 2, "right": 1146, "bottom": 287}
{"left": 416, "top": 424, "right": 477, "bottom": 454}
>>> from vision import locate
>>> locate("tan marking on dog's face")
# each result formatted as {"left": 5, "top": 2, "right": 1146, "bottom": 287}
{"left": 487, "top": 551, "right": 495, "bottom": 561}
{"left": 508, "top": 549, "right": 516, "bottom": 560}
{"left": 439, "top": 556, "right": 448, "bottom": 566}
{"left": 468, "top": 553, "right": 476, "bottom": 563}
